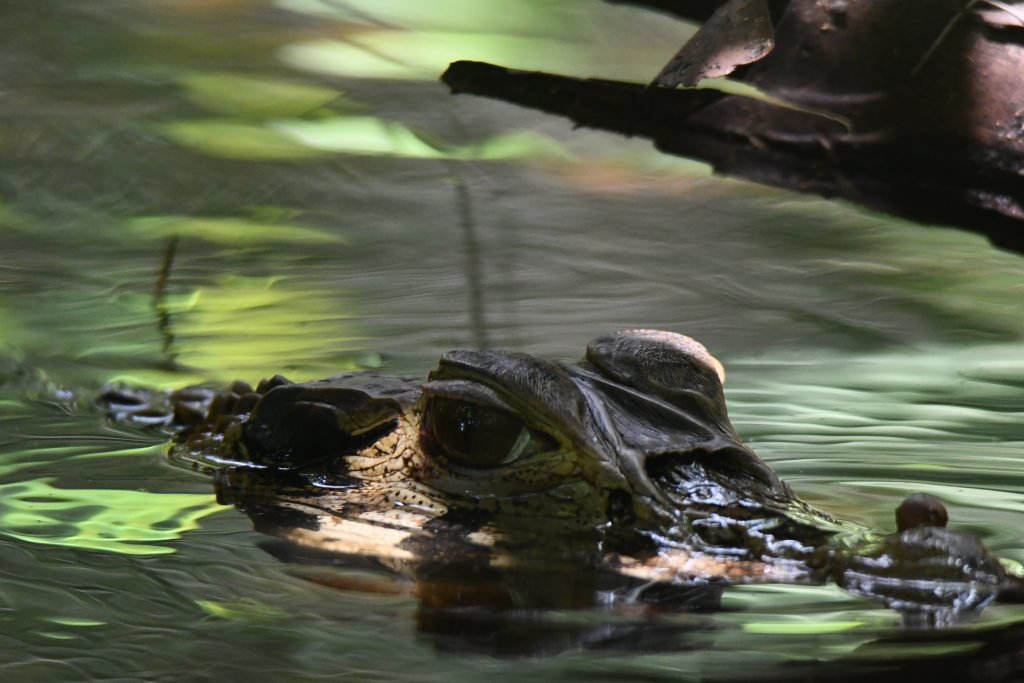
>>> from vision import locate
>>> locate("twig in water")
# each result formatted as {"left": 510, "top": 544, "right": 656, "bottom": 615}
{"left": 154, "top": 235, "right": 180, "bottom": 369}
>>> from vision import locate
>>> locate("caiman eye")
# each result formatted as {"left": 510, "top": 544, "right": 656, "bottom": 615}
{"left": 424, "top": 397, "right": 543, "bottom": 469}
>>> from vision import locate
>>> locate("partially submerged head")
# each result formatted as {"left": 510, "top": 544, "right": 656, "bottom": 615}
{"left": 149, "top": 330, "right": 1016, "bottom": 617}
{"left": 417, "top": 330, "right": 799, "bottom": 539}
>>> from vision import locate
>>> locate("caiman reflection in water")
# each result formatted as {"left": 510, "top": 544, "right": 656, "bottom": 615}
{"left": 104, "top": 330, "right": 1020, "bottom": 633}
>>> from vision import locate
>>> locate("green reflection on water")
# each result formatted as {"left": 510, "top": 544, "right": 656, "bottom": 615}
{"left": 721, "top": 583, "right": 873, "bottom": 611}
{"left": 0, "top": 198, "right": 28, "bottom": 229}
{"left": 279, "top": 32, "right": 577, "bottom": 81}
{"left": 101, "top": 274, "right": 372, "bottom": 387}
{"left": 853, "top": 640, "right": 985, "bottom": 660}
{"left": 742, "top": 619, "right": 866, "bottom": 635}
{"left": 197, "top": 597, "right": 288, "bottom": 622}
{"left": 0, "top": 305, "right": 25, "bottom": 365}
{"left": 274, "top": 116, "right": 446, "bottom": 158}
{"left": 129, "top": 216, "right": 342, "bottom": 246}
{"left": 160, "top": 114, "right": 572, "bottom": 161}
{"left": 0, "top": 445, "right": 156, "bottom": 479}
{"left": 274, "top": 0, "right": 593, "bottom": 80}
{"left": 275, "top": 116, "right": 572, "bottom": 160}
{"left": 46, "top": 617, "right": 107, "bottom": 627}
{"left": 0, "top": 476, "right": 223, "bottom": 555}
{"left": 37, "top": 631, "right": 80, "bottom": 641}
{"left": 181, "top": 72, "right": 346, "bottom": 119}
{"left": 275, "top": 0, "right": 689, "bottom": 82}
{"left": 276, "top": 0, "right": 580, "bottom": 35}
{"left": 158, "top": 120, "right": 330, "bottom": 160}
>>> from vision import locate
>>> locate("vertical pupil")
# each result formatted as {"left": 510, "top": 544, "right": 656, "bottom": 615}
{"left": 453, "top": 404, "right": 476, "bottom": 453}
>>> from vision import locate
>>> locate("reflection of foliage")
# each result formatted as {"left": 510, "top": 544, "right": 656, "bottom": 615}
{"left": 0, "top": 445, "right": 157, "bottom": 479}
{"left": 276, "top": 0, "right": 576, "bottom": 36}
{"left": 0, "top": 300, "right": 21, "bottom": 359}
{"left": 279, "top": 32, "right": 576, "bottom": 81}
{"left": 0, "top": 196, "right": 368, "bottom": 387}
{"left": 103, "top": 275, "right": 374, "bottom": 387}
{"left": 274, "top": 0, "right": 684, "bottom": 82}
{"left": 160, "top": 116, "right": 571, "bottom": 162}
{"left": 741, "top": 619, "right": 865, "bottom": 635}
{"left": 167, "top": 68, "right": 572, "bottom": 162}
{"left": 3, "top": 264, "right": 370, "bottom": 388}
{"left": 0, "top": 476, "right": 223, "bottom": 556}
{"left": 276, "top": 117, "right": 571, "bottom": 161}
{"left": 196, "top": 597, "right": 288, "bottom": 622}
{"left": 79, "top": 0, "right": 682, "bottom": 97}
{"left": 180, "top": 73, "right": 346, "bottom": 118}
{"left": 0, "top": 198, "right": 30, "bottom": 229}
{"left": 159, "top": 120, "right": 329, "bottom": 160}
{"left": 129, "top": 216, "right": 341, "bottom": 246}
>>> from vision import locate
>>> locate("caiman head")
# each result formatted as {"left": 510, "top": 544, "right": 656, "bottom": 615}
{"left": 125, "top": 330, "right": 1016, "bottom": 617}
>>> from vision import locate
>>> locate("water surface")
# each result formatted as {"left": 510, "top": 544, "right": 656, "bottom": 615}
{"left": 3, "top": 1, "right": 1024, "bottom": 680}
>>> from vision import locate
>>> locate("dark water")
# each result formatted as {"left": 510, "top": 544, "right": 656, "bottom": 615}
{"left": 3, "top": 1, "right": 1024, "bottom": 680}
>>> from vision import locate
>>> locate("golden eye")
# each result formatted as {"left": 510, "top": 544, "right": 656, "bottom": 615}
{"left": 424, "top": 397, "right": 537, "bottom": 469}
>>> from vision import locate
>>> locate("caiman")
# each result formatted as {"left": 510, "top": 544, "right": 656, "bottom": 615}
{"left": 102, "top": 329, "right": 1020, "bottom": 619}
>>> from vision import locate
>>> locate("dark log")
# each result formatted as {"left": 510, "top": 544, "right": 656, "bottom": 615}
{"left": 442, "top": 0, "right": 1024, "bottom": 253}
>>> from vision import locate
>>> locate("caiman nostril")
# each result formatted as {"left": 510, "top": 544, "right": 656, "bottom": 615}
{"left": 896, "top": 492, "right": 949, "bottom": 532}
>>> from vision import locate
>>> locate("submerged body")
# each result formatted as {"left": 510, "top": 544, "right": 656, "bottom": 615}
{"left": 110, "top": 330, "right": 1014, "bottom": 618}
